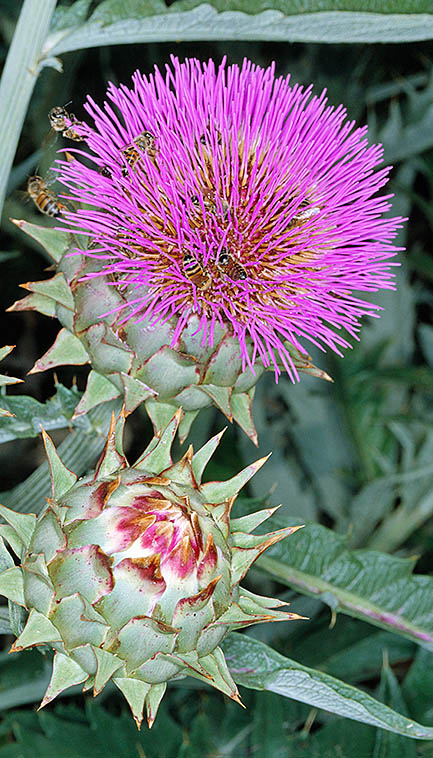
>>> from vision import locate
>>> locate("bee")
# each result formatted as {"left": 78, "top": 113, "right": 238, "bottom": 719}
{"left": 191, "top": 188, "right": 217, "bottom": 214}
{"left": 183, "top": 253, "right": 211, "bottom": 291}
{"left": 27, "top": 176, "right": 65, "bottom": 218}
{"left": 87, "top": 239, "right": 103, "bottom": 252}
{"left": 199, "top": 125, "right": 222, "bottom": 146}
{"left": 48, "top": 105, "right": 70, "bottom": 133}
{"left": 48, "top": 105, "right": 87, "bottom": 142}
{"left": 121, "top": 130, "right": 156, "bottom": 175}
{"left": 216, "top": 248, "right": 247, "bottom": 281}
{"left": 99, "top": 165, "right": 112, "bottom": 179}
{"left": 288, "top": 205, "right": 321, "bottom": 229}
{"left": 135, "top": 131, "right": 156, "bottom": 151}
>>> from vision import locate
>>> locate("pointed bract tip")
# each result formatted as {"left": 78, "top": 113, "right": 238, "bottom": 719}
{"left": 268, "top": 503, "right": 283, "bottom": 516}
{"left": 93, "top": 409, "right": 128, "bottom": 479}
{"left": 9, "top": 218, "right": 23, "bottom": 229}
{"left": 6, "top": 298, "right": 36, "bottom": 314}
{"left": 211, "top": 427, "right": 227, "bottom": 449}
{"left": 264, "top": 524, "right": 304, "bottom": 548}
{"left": 183, "top": 444, "right": 193, "bottom": 462}
{"left": 155, "top": 407, "right": 183, "bottom": 442}
{"left": 40, "top": 427, "right": 52, "bottom": 447}
{"left": 251, "top": 453, "right": 271, "bottom": 473}
{"left": 145, "top": 684, "right": 167, "bottom": 728}
{"left": 172, "top": 407, "right": 183, "bottom": 425}
{"left": 231, "top": 690, "right": 245, "bottom": 708}
{"left": 288, "top": 524, "right": 305, "bottom": 534}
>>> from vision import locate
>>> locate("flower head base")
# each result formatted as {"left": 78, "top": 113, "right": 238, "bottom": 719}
{"left": 0, "top": 410, "right": 303, "bottom": 728}
{"left": 57, "top": 56, "right": 403, "bottom": 378}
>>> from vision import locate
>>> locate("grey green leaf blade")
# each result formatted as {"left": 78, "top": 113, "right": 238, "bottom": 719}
{"left": 257, "top": 522, "right": 433, "bottom": 651}
{"left": 223, "top": 634, "right": 433, "bottom": 739}
{"left": 45, "top": 0, "right": 433, "bottom": 54}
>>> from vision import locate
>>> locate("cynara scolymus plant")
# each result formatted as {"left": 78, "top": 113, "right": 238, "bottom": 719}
{"left": 0, "top": 410, "right": 302, "bottom": 728}
{"left": 5, "top": 51, "right": 427, "bottom": 741}
{"left": 10, "top": 57, "right": 404, "bottom": 442}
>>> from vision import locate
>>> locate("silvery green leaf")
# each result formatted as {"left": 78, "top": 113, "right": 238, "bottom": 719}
{"left": 44, "top": 0, "right": 433, "bottom": 55}
{"left": 223, "top": 634, "right": 433, "bottom": 739}
{"left": 257, "top": 522, "right": 433, "bottom": 651}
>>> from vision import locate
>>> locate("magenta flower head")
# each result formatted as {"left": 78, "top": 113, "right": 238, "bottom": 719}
{"left": 56, "top": 56, "right": 403, "bottom": 381}
{"left": 13, "top": 56, "right": 404, "bottom": 440}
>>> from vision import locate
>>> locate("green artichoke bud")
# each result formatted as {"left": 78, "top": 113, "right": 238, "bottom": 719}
{"left": 9, "top": 222, "right": 330, "bottom": 444}
{"left": 0, "top": 409, "right": 303, "bottom": 727}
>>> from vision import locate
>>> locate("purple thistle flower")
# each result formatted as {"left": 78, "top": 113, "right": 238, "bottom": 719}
{"left": 56, "top": 56, "right": 404, "bottom": 381}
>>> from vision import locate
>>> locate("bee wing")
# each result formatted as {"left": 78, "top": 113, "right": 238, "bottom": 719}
{"left": 294, "top": 206, "right": 321, "bottom": 221}
{"left": 42, "top": 127, "right": 59, "bottom": 149}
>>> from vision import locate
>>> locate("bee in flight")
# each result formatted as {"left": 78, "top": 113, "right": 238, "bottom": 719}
{"left": 216, "top": 248, "right": 247, "bottom": 281}
{"left": 120, "top": 130, "right": 156, "bottom": 175}
{"left": 182, "top": 253, "right": 211, "bottom": 291}
{"left": 27, "top": 176, "right": 66, "bottom": 218}
{"left": 48, "top": 105, "right": 87, "bottom": 142}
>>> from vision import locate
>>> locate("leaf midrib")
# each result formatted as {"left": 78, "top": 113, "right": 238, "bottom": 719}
{"left": 258, "top": 555, "right": 433, "bottom": 649}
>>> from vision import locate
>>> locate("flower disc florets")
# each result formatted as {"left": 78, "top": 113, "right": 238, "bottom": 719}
{"left": 57, "top": 56, "right": 403, "bottom": 379}
{"left": 0, "top": 411, "right": 303, "bottom": 727}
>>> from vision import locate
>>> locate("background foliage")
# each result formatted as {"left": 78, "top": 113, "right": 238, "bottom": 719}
{"left": 1, "top": 0, "right": 433, "bottom": 755}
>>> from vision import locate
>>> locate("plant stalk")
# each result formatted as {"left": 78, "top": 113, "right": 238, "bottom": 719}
{"left": 0, "top": 0, "right": 57, "bottom": 221}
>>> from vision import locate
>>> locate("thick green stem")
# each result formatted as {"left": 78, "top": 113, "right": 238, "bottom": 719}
{"left": 0, "top": 0, "right": 57, "bottom": 220}
{"left": 257, "top": 555, "right": 433, "bottom": 650}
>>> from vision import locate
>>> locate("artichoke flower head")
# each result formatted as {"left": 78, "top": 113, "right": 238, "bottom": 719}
{"left": 8, "top": 54, "right": 408, "bottom": 444}
{"left": 0, "top": 410, "right": 303, "bottom": 728}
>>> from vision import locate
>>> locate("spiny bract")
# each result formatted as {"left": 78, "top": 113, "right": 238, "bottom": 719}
{"left": 0, "top": 410, "right": 303, "bottom": 728}
{"left": 8, "top": 220, "right": 330, "bottom": 445}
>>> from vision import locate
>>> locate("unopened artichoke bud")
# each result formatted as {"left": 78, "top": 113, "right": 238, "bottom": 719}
{"left": 0, "top": 410, "right": 303, "bottom": 728}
